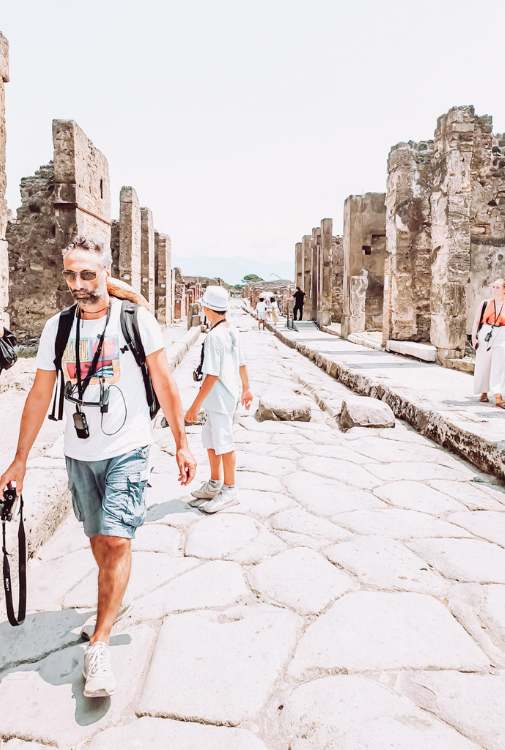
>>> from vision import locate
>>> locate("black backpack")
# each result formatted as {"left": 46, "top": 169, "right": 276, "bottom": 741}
{"left": 0, "top": 328, "right": 17, "bottom": 373}
{"left": 49, "top": 300, "right": 160, "bottom": 422}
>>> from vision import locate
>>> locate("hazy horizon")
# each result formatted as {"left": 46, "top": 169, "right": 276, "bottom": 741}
{"left": 2, "top": 0, "right": 505, "bottom": 280}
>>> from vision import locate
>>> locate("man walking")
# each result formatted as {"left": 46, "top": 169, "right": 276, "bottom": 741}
{"left": 0, "top": 236, "right": 196, "bottom": 698}
{"left": 293, "top": 286, "right": 305, "bottom": 321}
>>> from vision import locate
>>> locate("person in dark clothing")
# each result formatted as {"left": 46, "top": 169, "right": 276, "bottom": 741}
{"left": 293, "top": 287, "right": 305, "bottom": 321}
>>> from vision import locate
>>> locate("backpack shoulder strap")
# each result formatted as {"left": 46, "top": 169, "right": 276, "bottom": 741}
{"left": 49, "top": 304, "right": 77, "bottom": 421}
{"left": 120, "top": 300, "right": 146, "bottom": 367}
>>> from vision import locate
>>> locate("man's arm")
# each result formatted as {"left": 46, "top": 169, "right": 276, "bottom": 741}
{"left": 0, "top": 369, "right": 56, "bottom": 493}
{"left": 146, "top": 348, "right": 197, "bottom": 485}
{"left": 240, "top": 365, "right": 253, "bottom": 409}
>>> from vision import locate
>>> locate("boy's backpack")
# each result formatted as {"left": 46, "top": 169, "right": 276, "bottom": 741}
{"left": 49, "top": 300, "right": 160, "bottom": 422}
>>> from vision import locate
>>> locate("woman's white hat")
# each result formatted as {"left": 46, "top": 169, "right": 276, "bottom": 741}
{"left": 201, "top": 285, "right": 230, "bottom": 312}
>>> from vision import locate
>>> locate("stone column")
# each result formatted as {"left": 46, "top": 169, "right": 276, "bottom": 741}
{"left": 140, "top": 208, "right": 155, "bottom": 311}
{"left": 311, "top": 227, "right": 320, "bottom": 321}
{"left": 317, "top": 218, "right": 333, "bottom": 326}
{"left": 0, "top": 34, "right": 8, "bottom": 329}
{"left": 155, "top": 232, "right": 172, "bottom": 325}
{"left": 302, "top": 235, "right": 313, "bottom": 320}
{"left": 295, "top": 241, "right": 303, "bottom": 291}
{"left": 383, "top": 141, "right": 433, "bottom": 346}
{"left": 119, "top": 186, "right": 141, "bottom": 292}
{"left": 430, "top": 107, "right": 476, "bottom": 360}
{"left": 331, "top": 235, "right": 344, "bottom": 323}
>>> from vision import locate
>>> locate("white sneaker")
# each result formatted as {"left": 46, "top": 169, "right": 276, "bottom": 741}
{"left": 200, "top": 486, "right": 239, "bottom": 514}
{"left": 188, "top": 480, "right": 222, "bottom": 507}
{"left": 83, "top": 641, "right": 116, "bottom": 698}
{"left": 80, "top": 601, "right": 131, "bottom": 642}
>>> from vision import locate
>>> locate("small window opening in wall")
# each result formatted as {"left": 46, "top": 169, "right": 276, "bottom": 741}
{"left": 99, "top": 179, "right": 104, "bottom": 199}
{"left": 362, "top": 245, "right": 372, "bottom": 255}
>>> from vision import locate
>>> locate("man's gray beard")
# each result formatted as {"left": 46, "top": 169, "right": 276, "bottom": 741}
{"left": 72, "top": 291, "right": 101, "bottom": 304}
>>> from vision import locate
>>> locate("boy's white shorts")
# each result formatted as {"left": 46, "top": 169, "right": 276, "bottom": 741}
{"left": 202, "top": 410, "right": 236, "bottom": 455}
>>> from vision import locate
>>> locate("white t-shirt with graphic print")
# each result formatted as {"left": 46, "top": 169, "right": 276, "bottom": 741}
{"left": 35, "top": 298, "right": 165, "bottom": 461}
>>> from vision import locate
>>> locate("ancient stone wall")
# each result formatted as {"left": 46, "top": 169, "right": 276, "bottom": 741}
{"left": 110, "top": 219, "right": 119, "bottom": 277}
{"left": 383, "top": 140, "right": 433, "bottom": 345}
{"left": 155, "top": 232, "right": 172, "bottom": 325}
{"left": 330, "top": 235, "right": 344, "bottom": 323}
{"left": 8, "top": 120, "right": 111, "bottom": 340}
{"left": 0, "top": 33, "right": 8, "bottom": 328}
{"left": 295, "top": 241, "right": 303, "bottom": 292}
{"left": 302, "top": 235, "right": 313, "bottom": 319}
{"left": 317, "top": 218, "right": 333, "bottom": 326}
{"left": 118, "top": 186, "right": 141, "bottom": 292}
{"left": 140, "top": 207, "right": 155, "bottom": 310}
{"left": 342, "top": 193, "right": 386, "bottom": 336}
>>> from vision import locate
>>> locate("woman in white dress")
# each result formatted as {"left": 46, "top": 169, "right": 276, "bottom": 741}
{"left": 269, "top": 296, "right": 280, "bottom": 324}
{"left": 472, "top": 278, "right": 505, "bottom": 408}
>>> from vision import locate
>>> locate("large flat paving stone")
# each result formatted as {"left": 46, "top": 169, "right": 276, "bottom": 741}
{"left": 270, "top": 508, "right": 350, "bottom": 542}
{"left": 365, "top": 461, "right": 468, "bottom": 482}
{"left": 137, "top": 605, "right": 300, "bottom": 725}
{"left": 237, "top": 452, "right": 297, "bottom": 476}
{"left": 396, "top": 670, "right": 505, "bottom": 750}
{"left": 282, "top": 675, "right": 480, "bottom": 750}
{"left": 429, "top": 480, "right": 505, "bottom": 510}
{"left": 248, "top": 547, "right": 357, "bottom": 614}
{"left": 289, "top": 591, "right": 488, "bottom": 677}
{"left": 222, "top": 489, "right": 294, "bottom": 518}
{"left": 375, "top": 480, "right": 465, "bottom": 514}
{"left": 284, "top": 471, "right": 385, "bottom": 515}
{"left": 301, "top": 443, "right": 368, "bottom": 463}
{"left": 409, "top": 538, "right": 505, "bottom": 583}
{"left": 350, "top": 436, "right": 456, "bottom": 465}
{"left": 3, "top": 742, "right": 49, "bottom": 750}
{"left": 132, "top": 523, "right": 183, "bottom": 554}
{"left": 130, "top": 560, "right": 250, "bottom": 620}
{"left": 238, "top": 470, "right": 283, "bottom": 493}
{"left": 333, "top": 509, "right": 471, "bottom": 539}
{"left": 0, "top": 624, "right": 156, "bottom": 747}
{"left": 299, "top": 456, "right": 380, "bottom": 489}
{"left": 145, "top": 497, "right": 203, "bottom": 529}
{"left": 325, "top": 537, "right": 448, "bottom": 596}
{"left": 88, "top": 717, "right": 268, "bottom": 749}
{"left": 63, "top": 553, "right": 198, "bottom": 608}
{"left": 185, "top": 513, "right": 286, "bottom": 563}
{"left": 448, "top": 510, "right": 505, "bottom": 546}
{"left": 24, "top": 548, "right": 96, "bottom": 612}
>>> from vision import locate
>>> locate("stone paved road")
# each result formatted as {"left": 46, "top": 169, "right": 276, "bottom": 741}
{"left": 1, "top": 306, "right": 505, "bottom": 749}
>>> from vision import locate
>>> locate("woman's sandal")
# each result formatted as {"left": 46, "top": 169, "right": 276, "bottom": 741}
{"left": 480, "top": 394, "right": 490, "bottom": 402}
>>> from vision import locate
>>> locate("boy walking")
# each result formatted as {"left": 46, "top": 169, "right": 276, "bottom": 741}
{"left": 185, "top": 286, "right": 253, "bottom": 513}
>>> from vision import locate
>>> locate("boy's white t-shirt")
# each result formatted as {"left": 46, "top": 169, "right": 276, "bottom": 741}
{"left": 202, "top": 322, "right": 245, "bottom": 415}
{"left": 35, "top": 298, "right": 165, "bottom": 461}
{"left": 256, "top": 301, "right": 266, "bottom": 316}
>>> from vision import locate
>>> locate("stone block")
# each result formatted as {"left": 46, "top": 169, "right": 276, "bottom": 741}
{"left": 0, "top": 33, "right": 9, "bottom": 82}
{"left": 119, "top": 186, "right": 141, "bottom": 291}
{"left": 255, "top": 390, "right": 312, "bottom": 422}
{"left": 387, "top": 339, "right": 437, "bottom": 361}
{"left": 137, "top": 606, "right": 300, "bottom": 726}
{"left": 339, "top": 396, "right": 395, "bottom": 431}
{"left": 408, "top": 538, "right": 505, "bottom": 583}
{"left": 140, "top": 207, "right": 155, "bottom": 309}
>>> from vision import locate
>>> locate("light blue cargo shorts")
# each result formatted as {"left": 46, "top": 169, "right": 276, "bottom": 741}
{"left": 65, "top": 445, "right": 150, "bottom": 539}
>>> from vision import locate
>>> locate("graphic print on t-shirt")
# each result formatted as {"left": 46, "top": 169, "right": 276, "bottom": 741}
{"left": 63, "top": 335, "right": 121, "bottom": 384}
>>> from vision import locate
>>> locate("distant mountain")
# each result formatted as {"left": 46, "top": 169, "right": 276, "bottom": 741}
{"left": 173, "top": 254, "right": 293, "bottom": 285}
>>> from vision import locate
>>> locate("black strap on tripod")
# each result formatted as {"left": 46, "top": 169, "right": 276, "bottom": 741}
{"left": 2, "top": 496, "right": 26, "bottom": 626}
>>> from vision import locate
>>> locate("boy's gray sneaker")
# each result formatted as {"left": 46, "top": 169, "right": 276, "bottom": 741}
{"left": 188, "top": 480, "right": 222, "bottom": 507}
{"left": 83, "top": 641, "right": 116, "bottom": 698}
{"left": 80, "top": 601, "right": 131, "bottom": 642}
{"left": 200, "top": 486, "right": 239, "bottom": 514}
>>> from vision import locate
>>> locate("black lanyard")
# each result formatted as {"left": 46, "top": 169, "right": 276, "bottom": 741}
{"left": 2, "top": 496, "right": 26, "bottom": 627}
{"left": 493, "top": 300, "right": 504, "bottom": 329}
{"left": 75, "top": 305, "right": 111, "bottom": 400}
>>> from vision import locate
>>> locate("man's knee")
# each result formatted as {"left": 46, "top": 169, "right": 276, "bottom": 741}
{"left": 92, "top": 534, "right": 131, "bottom": 563}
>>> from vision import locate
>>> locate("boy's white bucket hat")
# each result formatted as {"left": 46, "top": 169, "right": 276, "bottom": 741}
{"left": 201, "top": 285, "right": 230, "bottom": 312}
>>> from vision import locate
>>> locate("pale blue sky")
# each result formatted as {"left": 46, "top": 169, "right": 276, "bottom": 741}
{"left": 2, "top": 0, "right": 505, "bottom": 280}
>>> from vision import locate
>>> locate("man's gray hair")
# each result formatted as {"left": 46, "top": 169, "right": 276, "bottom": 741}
{"left": 62, "top": 236, "right": 112, "bottom": 267}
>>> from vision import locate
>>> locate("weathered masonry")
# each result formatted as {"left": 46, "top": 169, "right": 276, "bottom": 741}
{"left": 293, "top": 218, "right": 343, "bottom": 324}
{"left": 0, "top": 33, "right": 8, "bottom": 329}
{"left": 8, "top": 119, "right": 174, "bottom": 340}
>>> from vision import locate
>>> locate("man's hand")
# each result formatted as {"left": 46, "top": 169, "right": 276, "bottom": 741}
{"left": 185, "top": 405, "right": 199, "bottom": 425}
{"left": 0, "top": 458, "right": 27, "bottom": 495}
{"left": 176, "top": 447, "right": 197, "bottom": 485}
{"left": 241, "top": 388, "right": 254, "bottom": 410}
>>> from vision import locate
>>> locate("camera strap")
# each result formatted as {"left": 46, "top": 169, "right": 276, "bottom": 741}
{"left": 194, "top": 318, "right": 227, "bottom": 379}
{"left": 2, "top": 495, "right": 26, "bottom": 627}
{"left": 75, "top": 305, "right": 111, "bottom": 401}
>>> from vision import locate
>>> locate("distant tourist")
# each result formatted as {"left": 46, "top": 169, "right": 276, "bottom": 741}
{"left": 472, "top": 278, "right": 505, "bottom": 408}
{"left": 293, "top": 286, "right": 305, "bottom": 321}
{"left": 256, "top": 296, "right": 267, "bottom": 330}
{"left": 265, "top": 296, "right": 273, "bottom": 323}
{"left": 186, "top": 285, "right": 253, "bottom": 512}
{"left": 270, "top": 296, "right": 280, "bottom": 325}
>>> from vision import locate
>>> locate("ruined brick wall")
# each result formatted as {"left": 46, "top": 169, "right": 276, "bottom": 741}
{"left": 155, "top": 231, "right": 172, "bottom": 325}
{"left": 118, "top": 186, "right": 141, "bottom": 292}
{"left": 141, "top": 208, "right": 155, "bottom": 310}
{"left": 0, "top": 34, "right": 8, "bottom": 328}
{"left": 342, "top": 193, "right": 386, "bottom": 335}
{"left": 384, "top": 141, "right": 433, "bottom": 344}
{"left": 330, "top": 235, "right": 343, "bottom": 323}
{"left": 8, "top": 120, "right": 112, "bottom": 340}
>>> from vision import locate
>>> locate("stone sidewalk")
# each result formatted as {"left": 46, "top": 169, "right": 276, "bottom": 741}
{"left": 266, "top": 318, "right": 505, "bottom": 480}
{"left": 1, "top": 307, "right": 505, "bottom": 749}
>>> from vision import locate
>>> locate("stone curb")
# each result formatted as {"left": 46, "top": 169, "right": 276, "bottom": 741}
{"left": 5, "top": 325, "right": 203, "bottom": 564}
{"left": 261, "top": 318, "right": 505, "bottom": 481}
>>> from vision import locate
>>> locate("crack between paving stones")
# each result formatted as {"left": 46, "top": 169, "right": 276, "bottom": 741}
{"left": 1, "top": 733, "right": 57, "bottom": 748}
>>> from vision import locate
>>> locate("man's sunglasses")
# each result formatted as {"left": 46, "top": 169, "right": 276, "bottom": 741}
{"left": 62, "top": 270, "right": 97, "bottom": 281}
